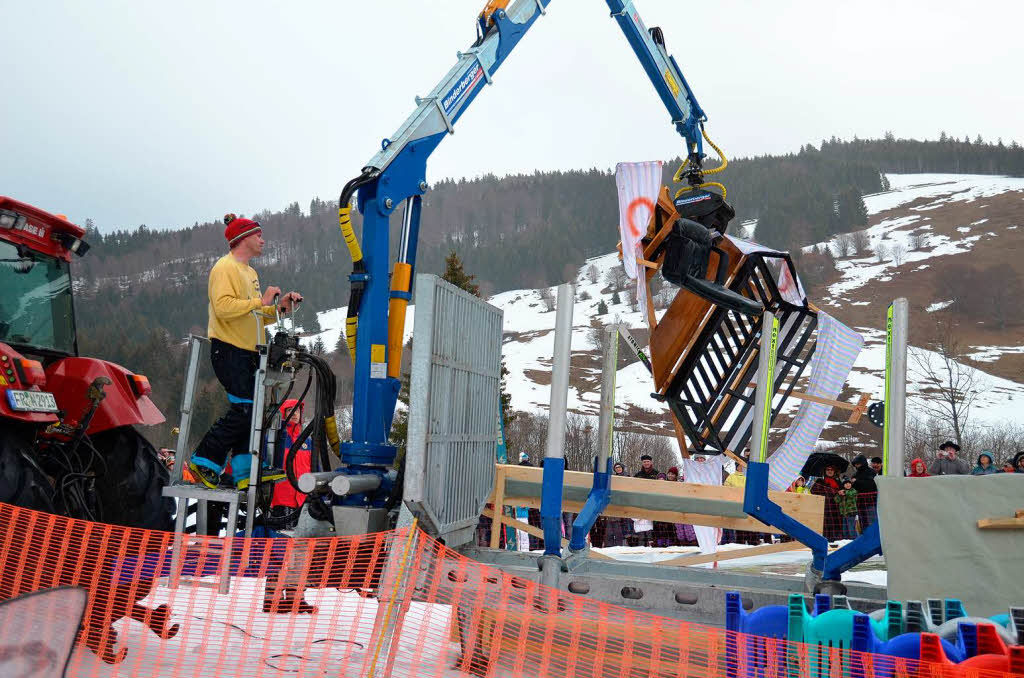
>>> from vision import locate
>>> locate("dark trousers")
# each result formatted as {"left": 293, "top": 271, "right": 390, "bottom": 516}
{"left": 193, "top": 339, "right": 259, "bottom": 471}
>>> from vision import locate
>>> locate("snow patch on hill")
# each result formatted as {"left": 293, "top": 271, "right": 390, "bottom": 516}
{"left": 305, "top": 174, "right": 1024, "bottom": 436}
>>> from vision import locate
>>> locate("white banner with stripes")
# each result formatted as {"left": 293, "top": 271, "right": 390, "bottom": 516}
{"left": 766, "top": 312, "right": 864, "bottom": 491}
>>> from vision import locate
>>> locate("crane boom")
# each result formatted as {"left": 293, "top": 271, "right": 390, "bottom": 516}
{"left": 336, "top": 0, "right": 720, "bottom": 479}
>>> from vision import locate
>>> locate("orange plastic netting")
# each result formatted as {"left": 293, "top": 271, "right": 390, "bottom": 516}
{"left": 0, "top": 502, "right": 1018, "bottom": 678}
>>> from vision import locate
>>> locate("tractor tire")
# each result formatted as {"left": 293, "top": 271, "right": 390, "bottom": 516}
{"left": 89, "top": 427, "right": 174, "bottom": 531}
{"left": 0, "top": 429, "right": 56, "bottom": 514}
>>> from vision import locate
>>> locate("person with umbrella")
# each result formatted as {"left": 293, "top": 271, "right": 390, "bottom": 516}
{"left": 802, "top": 452, "right": 848, "bottom": 542}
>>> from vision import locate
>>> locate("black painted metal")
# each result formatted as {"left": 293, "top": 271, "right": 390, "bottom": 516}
{"left": 664, "top": 252, "right": 818, "bottom": 455}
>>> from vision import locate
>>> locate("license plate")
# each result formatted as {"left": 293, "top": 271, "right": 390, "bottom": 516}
{"left": 6, "top": 389, "right": 59, "bottom": 413}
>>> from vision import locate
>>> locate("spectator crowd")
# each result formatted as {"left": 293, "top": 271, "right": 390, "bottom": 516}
{"left": 478, "top": 441, "right": 1024, "bottom": 550}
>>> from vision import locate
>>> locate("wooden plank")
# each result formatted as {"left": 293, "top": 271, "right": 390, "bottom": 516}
{"left": 503, "top": 496, "right": 785, "bottom": 534}
{"left": 722, "top": 448, "right": 747, "bottom": 468}
{"left": 490, "top": 464, "right": 823, "bottom": 535}
{"left": 671, "top": 417, "right": 691, "bottom": 459}
{"left": 848, "top": 393, "right": 871, "bottom": 424}
{"left": 977, "top": 516, "right": 1024, "bottom": 529}
{"left": 488, "top": 466, "right": 505, "bottom": 549}
{"left": 498, "top": 465, "right": 818, "bottom": 521}
{"left": 741, "top": 381, "right": 868, "bottom": 412}
{"left": 480, "top": 507, "right": 614, "bottom": 561}
{"left": 657, "top": 539, "right": 807, "bottom": 567}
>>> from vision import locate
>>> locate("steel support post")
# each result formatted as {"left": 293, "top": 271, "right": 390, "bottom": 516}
{"left": 750, "top": 311, "right": 779, "bottom": 462}
{"left": 171, "top": 335, "right": 205, "bottom": 484}
{"left": 540, "top": 283, "right": 574, "bottom": 580}
{"left": 243, "top": 347, "right": 270, "bottom": 539}
{"left": 885, "top": 298, "right": 909, "bottom": 476}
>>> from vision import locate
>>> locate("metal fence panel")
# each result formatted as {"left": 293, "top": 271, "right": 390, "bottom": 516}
{"left": 404, "top": 274, "right": 504, "bottom": 548}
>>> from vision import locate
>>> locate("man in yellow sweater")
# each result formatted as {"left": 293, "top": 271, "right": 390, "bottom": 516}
{"left": 188, "top": 214, "right": 302, "bottom": 490}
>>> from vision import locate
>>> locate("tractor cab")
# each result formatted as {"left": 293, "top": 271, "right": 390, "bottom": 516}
{"left": 0, "top": 196, "right": 87, "bottom": 364}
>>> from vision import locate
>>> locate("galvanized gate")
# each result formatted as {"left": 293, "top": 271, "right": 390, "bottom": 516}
{"left": 403, "top": 274, "right": 504, "bottom": 548}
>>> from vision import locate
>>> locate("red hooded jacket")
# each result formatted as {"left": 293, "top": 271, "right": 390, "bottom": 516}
{"left": 271, "top": 399, "right": 312, "bottom": 508}
{"left": 908, "top": 458, "right": 930, "bottom": 477}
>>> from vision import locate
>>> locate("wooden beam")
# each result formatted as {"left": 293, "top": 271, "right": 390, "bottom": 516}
{"left": 977, "top": 510, "right": 1024, "bottom": 529}
{"left": 488, "top": 466, "right": 505, "bottom": 549}
{"left": 657, "top": 539, "right": 807, "bottom": 567}
{"left": 848, "top": 393, "right": 871, "bottom": 424}
{"left": 742, "top": 381, "right": 869, "bottom": 412}
{"left": 722, "top": 448, "right": 747, "bottom": 469}
{"left": 488, "top": 464, "right": 824, "bottom": 536}
{"left": 481, "top": 507, "right": 614, "bottom": 561}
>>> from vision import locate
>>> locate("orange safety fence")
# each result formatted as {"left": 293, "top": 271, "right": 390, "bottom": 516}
{"left": 0, "top": 501, "right": 1019, "bottom": 678}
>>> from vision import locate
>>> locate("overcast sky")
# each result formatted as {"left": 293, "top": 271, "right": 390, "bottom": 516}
{"left": 3, "top": 1, "right": 1022, "bottom": 231}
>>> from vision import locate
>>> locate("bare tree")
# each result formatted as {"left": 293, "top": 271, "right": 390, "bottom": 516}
{"left": 909, "top": 316, "right": 986, "bottom": 444}
{"left": 586, "top": 264, "right": 600, "bottom": 284}
{"left": 588, "top": 320, "right": 607, "bottom": 351}
{"left": 564, "top": 413, "right": 597, "bottom": 471}
{"left": 874, "top": 243, "right": 889, "bottom": 264}
{"left": 851, "top": 230, "right": 870, "bottom": 256}
{"left": 539, "top": 287, "right": 555, "bottom": 312}
{"left": 614, "top": 431, "right": 677, "bottom": 474}
{"left": 909, "top": 231, "right": 929, "bottom": 250}
{"left": 834, "top": 233, "right": 853, "bottom": 258}
{"left": 604, "top": 267, "right": 627, "bottom": 293}
{"left": 890, "top": 243, "right": 907, "bottom": 266}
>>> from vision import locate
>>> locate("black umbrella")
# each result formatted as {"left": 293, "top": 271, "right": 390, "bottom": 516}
{"left": 800, "top": 452, "right": 849, "bottom": 478}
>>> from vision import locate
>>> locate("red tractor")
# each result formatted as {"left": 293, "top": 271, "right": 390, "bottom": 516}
{"left": 0, "top": 196, "right": 173, "bottom": 530}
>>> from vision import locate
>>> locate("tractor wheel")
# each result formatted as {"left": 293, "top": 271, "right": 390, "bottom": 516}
{"left": 89, "top": 427, "right": 174, "bottom": 531}
{"left": 0, "top": 429, "right": 57, "bottom": 514}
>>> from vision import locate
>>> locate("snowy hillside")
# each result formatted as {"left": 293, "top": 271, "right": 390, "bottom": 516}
{"left": 303, "top": 173, "right": 1024, "bottom": 438}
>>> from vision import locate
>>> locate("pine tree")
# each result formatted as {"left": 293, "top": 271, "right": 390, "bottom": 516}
{"left": 597, "top": 300, "right": 609, "bottom": 315}
{"left": 442, "top": 250, "right": 480, "bottom": 296}
{"left": 611, "top": 291, "right": 621, "bottom": 305}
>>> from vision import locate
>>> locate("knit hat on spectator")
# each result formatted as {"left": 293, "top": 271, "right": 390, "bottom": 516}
{"left": 223, "top": 213, "right": 262, "bottom": 248}
{"left": 667, "top": 466, "right": 679, "bottom": 476}
{"left": 519, "top": 451, "right": 529, "bottom": 463}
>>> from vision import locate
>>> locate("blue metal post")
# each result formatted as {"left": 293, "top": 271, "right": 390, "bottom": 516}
{"left": 540, "top": 284, "right": 574, "bottom": 557}
{"left": 570, "top": 326, "right": 617, "bottom": 551}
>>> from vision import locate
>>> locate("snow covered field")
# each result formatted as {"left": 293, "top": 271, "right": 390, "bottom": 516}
{"left": 72, "top": 543, "right": 885, "bottom": 678}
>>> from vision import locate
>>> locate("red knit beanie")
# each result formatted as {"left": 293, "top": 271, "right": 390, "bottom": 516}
{"left": 223, "top": 213, "right": 262, "bottom": 248}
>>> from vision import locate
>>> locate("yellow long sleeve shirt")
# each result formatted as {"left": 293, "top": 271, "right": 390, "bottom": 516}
{"left": 207, "top": 254, "right": 276, "bottom": 351}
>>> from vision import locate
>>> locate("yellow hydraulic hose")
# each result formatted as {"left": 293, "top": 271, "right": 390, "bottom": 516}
{"left": 387, "top": 262, "right": 413, "bottom": 378}
{"left": 675, "top": 181, "right": 728, "bottom": 201}
{"left": 340, "top": 205, "right": 363, "bottom": 363}
{"left": 672, "top": 125, "right": 729, "bottom": 184}
{"left": 699, "top": 126, "right": 728, "bottom": 176}
{"left": 339, "top": 205, "right": 363, "bottom": 262}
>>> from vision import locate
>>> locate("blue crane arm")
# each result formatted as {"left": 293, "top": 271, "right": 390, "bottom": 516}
{"left": 338, "top": 0, "right": 714, "bottom": 477}
{"left": 604, "top": 0, "right": 707, "bottom": 165}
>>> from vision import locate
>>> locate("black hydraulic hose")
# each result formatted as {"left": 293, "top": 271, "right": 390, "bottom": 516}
{"left": 338, "top": 169, "right": 378, "bottom": 363}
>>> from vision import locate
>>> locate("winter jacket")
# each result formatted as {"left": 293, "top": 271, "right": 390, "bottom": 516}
{"left": 724, "top": 472, "right": 746, "bottom": 488}
{"left": 835, "top": 489, "right": 858, "bottom": 516}
{"left": 271, "top": 399, "right": 312, "bottom": 509}
{"left": 850, "top": 456, "right": 878, "bottom": 494}
{"left": 971, "top": 453, "right": 998, "bottom": 476}
{"left": 929, "top": 456, "right": 969, "bottom": 476}
{"left": 634, "top": 466, "right": 660, "bottom": 480}
{"left": 908, "top": 458, "right": 930, "bottom": 477}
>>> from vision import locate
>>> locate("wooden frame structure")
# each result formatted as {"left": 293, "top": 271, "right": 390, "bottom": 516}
{"left": 624, "top": 187, "right": 870, "bottom": 457}
{"left": 486, "top": 464, "right": 824, "bottom": 567}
